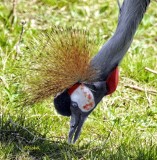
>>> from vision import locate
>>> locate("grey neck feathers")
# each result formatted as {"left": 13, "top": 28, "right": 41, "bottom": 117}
{"left": 91, "top": 0, "right": 150, "bottom": 81}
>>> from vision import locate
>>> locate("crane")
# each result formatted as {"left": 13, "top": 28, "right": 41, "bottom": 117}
{"left": 54, "top": 0, "right": 150, "bottom": 143}
{"left": 25, "top": 0, "right": 150, "bottom": 144}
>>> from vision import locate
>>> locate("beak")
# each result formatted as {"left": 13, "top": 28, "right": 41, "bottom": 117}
{"left": 68, "top": 110, "right": 88, "bottom": 144}
{"left": 67, "top": 81, "right": 108, "bottom": 144}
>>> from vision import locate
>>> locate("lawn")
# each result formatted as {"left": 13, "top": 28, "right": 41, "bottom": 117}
{"left": 0, "top": 0, "right": 157, "bottom": 159}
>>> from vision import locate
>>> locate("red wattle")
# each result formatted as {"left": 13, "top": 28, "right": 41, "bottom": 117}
{"left": 67, "top": 83, "right": 80, "bottom": 95}
{"left": 106, "top": 67, "right": 119, "bottom": 95}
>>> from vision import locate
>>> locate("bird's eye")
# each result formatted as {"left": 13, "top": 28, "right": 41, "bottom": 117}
{"left": 71, "top": 101, "right": 78, "bottom": 108}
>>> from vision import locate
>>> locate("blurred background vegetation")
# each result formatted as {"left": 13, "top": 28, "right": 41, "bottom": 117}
{"left": 0, "top": 0, "right": 157, "bottom": 159}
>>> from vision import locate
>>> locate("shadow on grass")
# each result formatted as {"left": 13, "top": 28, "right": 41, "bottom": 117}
{"left": 0, "top": 116, "right": 87, "bottom": 159}
{"left": 1, "top": 115, "right": 157, "bottom": 160}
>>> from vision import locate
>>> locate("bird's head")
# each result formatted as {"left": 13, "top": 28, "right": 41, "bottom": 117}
{"left": 54, "top": 67, "right": 119, "bottom": 143}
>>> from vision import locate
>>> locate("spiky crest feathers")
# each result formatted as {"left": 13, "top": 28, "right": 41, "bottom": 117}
{"left": 24, "top": 27, "right": 100, "bottom": 105}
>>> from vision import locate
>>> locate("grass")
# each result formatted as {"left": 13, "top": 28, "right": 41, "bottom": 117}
{"left": 0, "top": 0, "right": 157, "bottom": 159}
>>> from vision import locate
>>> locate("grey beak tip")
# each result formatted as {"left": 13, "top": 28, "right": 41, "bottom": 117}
{"left": 68, "top": 140, "right": 71, "bottom": 144}
{"left": 68, "top": 138, "right": 74, "bottom": 144}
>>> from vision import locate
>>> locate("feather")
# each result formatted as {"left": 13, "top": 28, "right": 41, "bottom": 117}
{"left": 23, "top": 27, "right": 99, "bottom": 105}
{"left": 90, "top": 0, "right": 150, "bottom": 81}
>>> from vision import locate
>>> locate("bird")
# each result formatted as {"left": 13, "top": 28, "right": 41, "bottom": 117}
{"left": 54, "top": 0, "right": 150, "bottom": 143}
{"left": 24, "top": 0, "right": 150, "bottom": 144}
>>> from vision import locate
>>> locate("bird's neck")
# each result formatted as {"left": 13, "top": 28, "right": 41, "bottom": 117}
{"left": 91, "top": 0, "right": 150, "bottom": 81}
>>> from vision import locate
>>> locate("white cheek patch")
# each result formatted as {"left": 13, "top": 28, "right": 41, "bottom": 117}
{"left": 70, "top": 84, "right": 95, "bottom": 112}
